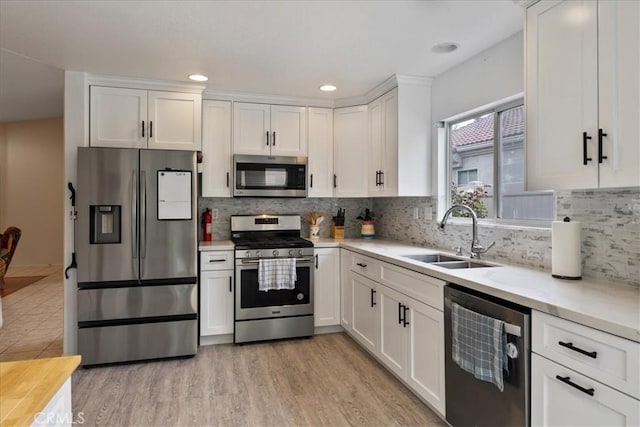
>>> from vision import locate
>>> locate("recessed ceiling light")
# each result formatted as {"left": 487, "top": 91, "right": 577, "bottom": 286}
{"left": 431, "top": 42, "right": 459, "bottom": 54}
{"left": 189, "top": 74, "right": 209, "bottom": 82}
{"left": 319, "top": 84, "right": 337, "bottom": 92}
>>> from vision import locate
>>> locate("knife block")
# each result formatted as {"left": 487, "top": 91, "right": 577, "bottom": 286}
{"left": 331, "top": 225, "right": 344, "bottom": 239}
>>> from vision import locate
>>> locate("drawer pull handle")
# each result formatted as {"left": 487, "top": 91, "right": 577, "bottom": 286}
{"left": 209, "top": 259, "right": 226, "bottom": 263}
{"left": 356, "top": 263, "right": 367, "bottom": 268}
{"left": 558, "top": 341, "right": 597, "bottom": 359}
{"left": 555, "top": 375, "right": 595, "bottom": 396}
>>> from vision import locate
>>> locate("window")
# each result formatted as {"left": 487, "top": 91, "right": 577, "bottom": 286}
{"left": 457, "top": 169, "right": 478, "bottom": 186}
{"left": 447, "top": 102, "right": 554, "bottom": 222}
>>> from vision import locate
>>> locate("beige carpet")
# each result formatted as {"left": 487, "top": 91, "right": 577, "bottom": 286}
{"left": 0, "top": 276, "right": 46, "bottom": 298}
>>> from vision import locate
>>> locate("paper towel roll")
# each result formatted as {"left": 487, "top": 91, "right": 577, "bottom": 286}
{"left": 552, "top": 219, "right": 582, "bottom": 279}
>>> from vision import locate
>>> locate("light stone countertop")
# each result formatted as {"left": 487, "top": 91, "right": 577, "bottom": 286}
{"left": 199, "top": 240, "right": 234, "bottom": 251}
{"left": 331, "top": 238, "right": 640, "bottom": 343}
{"left": 198, "top": 237, "right": 640, "bottom": 342}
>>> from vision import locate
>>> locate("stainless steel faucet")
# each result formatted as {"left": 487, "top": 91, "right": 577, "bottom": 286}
{"left": 439, "top": 204, "right": 495, "bottom": 259}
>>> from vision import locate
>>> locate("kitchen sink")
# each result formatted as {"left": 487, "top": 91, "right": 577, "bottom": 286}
{"left": 432, "top": 260, "right": 496, "bottom": 269}
{"left": 400, "top": 253, "right": 461, "bottom": 263}
{"left": 400, "top": 253, "right": 497, "bottom": 269}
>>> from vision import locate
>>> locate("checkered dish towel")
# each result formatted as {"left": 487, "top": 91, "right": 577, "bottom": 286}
{"left": 258, "top": 258, "right": 297, "bottom": 292}
{"left": 451, "top": 302, "right": 508, "bottom": 392}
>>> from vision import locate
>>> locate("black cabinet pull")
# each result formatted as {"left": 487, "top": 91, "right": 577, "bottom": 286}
{"left": 558, "top": 341, "right": 597, "bottom": 359}
{"left": 398, "top": 302, "right": 403, "bottom": 324}
{"left": 333, "top": 174, "right": 337, "bottom": 188}
{"left": 356, "top": 262, "right": 367, "bottom": 268}
{"left": 142, "top": 120, "right": 145, "bottom": 137}
{"left": 149, "top": 121, "right": 153, "bottom": 138}
{"left": 226, "top": 172, "right": 230, "bottom": 187}
{"left": 266, "top": 131, "right": 270, "bottom": 146}
{"left": 582, "top": 131, "right": 592, "bottom": 165}
{"left": 310, "top": 173, "right": 313, "bottom": 188}
{"left": 370, "top": 289, "right": 376, "bottom": 307}
{"left": 315, "top": 254, "right": 318, "bottom": 269}
{"left": 229, "top": 276, "right": 232, "bottom": 293}
{"left": 272, "top": 131, "right": 276, "bottom": 146}
{"left": 375, "top": 171, "right": 380, "bottom": 186}
{"left": 598, "top": 128, "right": 608, "bottom": 163}
{"left": 555, "top": 375, "right": 595, "bottom": 396}
{"left": 208, "top": 259, "right": 225, "bottom": 263}
{"left": 380, "top": 171, "right": 384, "bottom": 185}
{"left": 403, "top": 305, "right": 410, "bottom": 327}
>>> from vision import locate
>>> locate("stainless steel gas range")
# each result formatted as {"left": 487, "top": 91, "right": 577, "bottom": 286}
{"left": 231, "top": 214, "right": 314, "bottom": 343}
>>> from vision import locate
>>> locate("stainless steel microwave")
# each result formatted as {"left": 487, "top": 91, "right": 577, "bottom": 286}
{"left": 233, "top": 155, "right": 307, "bottom": 197}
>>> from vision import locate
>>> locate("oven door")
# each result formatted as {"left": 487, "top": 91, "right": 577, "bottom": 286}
{"left": 235, "top": 257, "right": 314, "bottom": 320}
{"left": 233, "top": 155, "right": 307, "bottom": 197}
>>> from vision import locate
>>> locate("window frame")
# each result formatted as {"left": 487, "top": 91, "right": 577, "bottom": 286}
{"left": 443, "top": 97, "right": 555, "bottom": 228}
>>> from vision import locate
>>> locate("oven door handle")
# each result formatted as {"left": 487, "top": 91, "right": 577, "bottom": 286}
{"left": 240, "top": 257, "right": 313, "bottom": 265}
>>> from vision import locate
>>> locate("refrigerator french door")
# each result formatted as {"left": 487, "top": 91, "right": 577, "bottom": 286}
{"left": 77, "top": 147, "right": 198, "bottom": 366}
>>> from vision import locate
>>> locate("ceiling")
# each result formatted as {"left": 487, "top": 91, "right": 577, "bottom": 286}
{"left": 0, "top": 1, "right": 524, "bottom": 122}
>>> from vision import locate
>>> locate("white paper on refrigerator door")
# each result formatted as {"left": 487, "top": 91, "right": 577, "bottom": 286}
{"left": 157, "top": 170, "right": 192, "bottom": 220}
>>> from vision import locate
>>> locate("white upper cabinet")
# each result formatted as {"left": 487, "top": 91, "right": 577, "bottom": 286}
{"left": 333, "top": 105, "right": 369, "bottom": 197}
{"left": 202, "top": 100, "right": 232, "bottom": 198}
{"left": 270, "top": 105, "right": 307, "bottom": 156}
{"left": 526, "top": 0, "right": 639, "bottom": 190}
{"left": 367, "top": 79, "right": 432, "bottom": 197}
{"left": 90, "top": 86, "right": 202, "bottom": 151}
{"left": 233, "top": 102, "right": 307, "bottom": 156}
{"left": 307, "top": 107, "right": 334, "bottom": 197}
{"left": 90, "top": 87, "right": 148, "bottom": 149}
{"left": 233, "top": 102, "right": 271, "bottom": 155}
{"left": 597, "top": 0, "right": 640, "bottom": 188}
{"left": 147, "top": 91, "right": 202, "bottom": 151}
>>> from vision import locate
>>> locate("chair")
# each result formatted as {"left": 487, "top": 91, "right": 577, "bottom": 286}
{"left": 0, "top": 226, "right": 22, "bottom": 289}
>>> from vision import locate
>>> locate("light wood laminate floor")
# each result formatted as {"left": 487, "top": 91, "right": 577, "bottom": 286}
{"left": 72, "top": 333, "right": 446, "bottom": 426}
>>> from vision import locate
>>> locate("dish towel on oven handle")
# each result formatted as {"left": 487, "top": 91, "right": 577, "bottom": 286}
{"left": 451, "top": 302, "right": 508, "bottom": 391}
{"left": 258, "top": 258, "right": 297, "bottom": 292}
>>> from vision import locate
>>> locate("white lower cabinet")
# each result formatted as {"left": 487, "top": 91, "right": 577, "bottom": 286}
{"left": 378, "top": 282, "right": 445, "bottom": 415}
{"left": 405, "top": 297, "right": 445, "bottom": 415}
{"left": 200, "top": 269, "right": 234, "bottom": 336}
{"left": 351, "top": 273, "right": 379, "bottom": 354}
{"left": 313, "top": 248, "right": 340, "bottom": 327}
{"left": 200, "top": 249, "right": 234, "bottom": 337}
{"left": 342, "top": 249, "right": 445, "bottom": 417}
{"left": 532, "top": 353, "right": 639, "bottom": 427}
{"left": 531, "top": 310, "right": 640, "bottom": 426}
{"left": 340, "top": 251, "right": 353, "bottom": 332}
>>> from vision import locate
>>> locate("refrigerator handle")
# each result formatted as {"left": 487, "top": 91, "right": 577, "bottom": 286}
{"left": 131, "top": 170, "right": 138, "bottom": 277}
{"left": 140, "top": 170, "right": 147, "bottom": 268}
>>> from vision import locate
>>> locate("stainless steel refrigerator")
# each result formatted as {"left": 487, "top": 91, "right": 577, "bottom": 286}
{"left": 76, "top": 147, "right": 198, "bottom": 366}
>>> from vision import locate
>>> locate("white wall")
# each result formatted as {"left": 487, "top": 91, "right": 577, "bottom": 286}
{"left": 430, "top": 31, "right": 524, "bottom": 195}
{"left": 0, "top": 117, "right": 64, "bottom": 266}
{"left": 63, "top": 71, "right": 89, "bottom": 355}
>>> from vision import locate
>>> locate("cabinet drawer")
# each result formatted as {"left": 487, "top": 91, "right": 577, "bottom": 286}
{"left": 350, "top": 252, "right": 380, "bottom": 281}
{"left": 379, "top": 261, "right": 444, "bottom": 311}
{"left": 532, "top": 311, "right": 640, "bottom": 399}
{"left": 200, "top": 251, "right": 234, "bottom": 270}
{"left": 532, "top": 353, "right": 639, "bottom": 427}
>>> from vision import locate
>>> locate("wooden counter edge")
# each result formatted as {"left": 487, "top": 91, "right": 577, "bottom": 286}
{"left": 0, "top": 355, "right": 81, "bottom": 427}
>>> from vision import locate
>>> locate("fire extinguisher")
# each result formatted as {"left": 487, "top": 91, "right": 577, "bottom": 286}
{"left": 202, "top": 208, "right": 212, "bottom": 241}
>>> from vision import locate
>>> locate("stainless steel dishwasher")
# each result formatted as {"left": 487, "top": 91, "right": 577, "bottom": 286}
{"left": 444, "top": 284, "right": 530, "bottom": 427}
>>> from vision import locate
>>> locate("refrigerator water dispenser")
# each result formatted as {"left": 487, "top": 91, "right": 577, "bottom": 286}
{"left": 90, "top": 205, "right": 121, "bottom": 244}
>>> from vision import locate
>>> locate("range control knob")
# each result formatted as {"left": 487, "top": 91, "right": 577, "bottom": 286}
{"left": 245, "top": 251, "right": 251, "bottom": 258}
{"left": 272, "top": 250, "right": 279, "bottom": 257}
{"left": 288, "top": 250, "right": 294, "bottom": 257}
{"left": 298, "top": 249, "right": 304, "bottom": 256}
{"left": 256, "top": 251, "right": 261, "bottom": 258}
